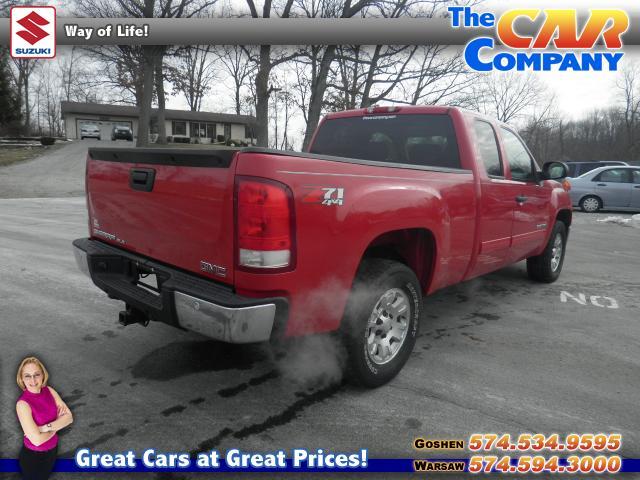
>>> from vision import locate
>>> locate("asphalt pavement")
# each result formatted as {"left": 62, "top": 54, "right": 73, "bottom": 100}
{"left": 0, "top": 142, "right": 639, "bottom": 479}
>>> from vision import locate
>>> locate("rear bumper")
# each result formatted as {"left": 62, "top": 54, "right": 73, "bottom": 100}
{"left": 73, "top": 238, "right": 287, "bottom": 343}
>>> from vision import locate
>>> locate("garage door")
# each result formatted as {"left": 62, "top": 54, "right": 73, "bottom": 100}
{"left": 77, "top": 120, "right": 133, "bottom": 140}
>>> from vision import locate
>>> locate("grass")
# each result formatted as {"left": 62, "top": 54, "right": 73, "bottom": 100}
{"left": 0, "top": 143, "right": 66, "bottom": 167}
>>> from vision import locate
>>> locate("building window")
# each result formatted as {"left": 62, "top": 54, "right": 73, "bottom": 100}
{"left": 245, "top": 125, "right": 253, "bottom": 139}
{"left": 190, "top": 122, "right": 216, "bottom": 139}
{"left": 172, "top": 121, "right": 186, "bottom": 136}
{"left": 224, "top": 123, "right": 231, "bottom": 140}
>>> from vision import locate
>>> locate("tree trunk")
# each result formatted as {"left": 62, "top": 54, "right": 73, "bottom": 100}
{"left": 137, "top": 45, "right": 155, "bottom": 147}
{"left": 360, "top": 45, "right": 382, "bottom": 108}
{"left": 66, "top": 46, "right": 76, "bottom": 101}
{"left": 235, "top": 78, "right": 242, "bottom": 115}
{"left": 24, "top": 74, "right": 30, "bottom": 134}
{"left": 302, "top": 45, "right": 336, "bottom": 151}
{"left": 154, "top": 50, "right": 167, "bottom": 145}
{"left": 254, "top": 44, "right": 271, "bottom": 147}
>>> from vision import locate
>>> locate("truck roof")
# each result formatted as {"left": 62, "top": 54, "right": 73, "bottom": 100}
{"left": 323, "top": 105, "right": 505, "bottom": 127}
{"left": 324, "top": 105, "right": 453, "bottom": 119}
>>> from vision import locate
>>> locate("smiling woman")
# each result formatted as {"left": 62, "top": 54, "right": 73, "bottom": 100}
{"left": 15, "top": 357, "right": 73, "bottom": 480}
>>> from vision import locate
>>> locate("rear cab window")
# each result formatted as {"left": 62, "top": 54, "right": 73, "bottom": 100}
{"left": 310, "top": 114, "right": 461, "bottom": 169}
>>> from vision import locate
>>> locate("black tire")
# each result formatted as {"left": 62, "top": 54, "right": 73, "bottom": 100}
{"left": 342, "top": 259, "right": 422, "bottom": 388}
{"left": 580, "top": 195, "right": 602, "bottom": 213}
{"left": 526, "top": 221, "right": 567, "bottom": 283}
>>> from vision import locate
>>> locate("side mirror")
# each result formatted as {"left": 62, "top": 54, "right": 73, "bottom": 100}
{"left": 541, "top": 161, "right": 568, "bottom": 180}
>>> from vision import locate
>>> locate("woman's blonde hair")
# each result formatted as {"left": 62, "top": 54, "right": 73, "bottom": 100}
{"left": 16, "top": 357, "right": 49, "bottom": 390}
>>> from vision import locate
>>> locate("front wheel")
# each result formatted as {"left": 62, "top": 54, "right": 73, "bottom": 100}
{"left": 526, "top": 221, "right": 567, "bottom": 283}
{"left": 342, "top": 259, "right": 422, "bottom": 388}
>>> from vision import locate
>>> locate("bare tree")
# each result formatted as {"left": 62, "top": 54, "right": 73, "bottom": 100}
{"left": 399, "top": 46, "right": 476, "bottom": 106}
{"left": 168, "top": 45, "right": 217, "bottom": 111}
{"left": 327, "top": 44, "right": 418, "bottom": 110}
{"left": 300, "top": 0, "right": 461, "bottom": 150}
{"left": 617, "top": 63, "right": 640, "bottom": 160}
{"left": 298, "top": 0, "right": 374, "bottom": 149}
{"left": 75, "top": 0, "right": 218, "bottom": 146}
{"left": 218, "top": 45, "right": 255, "bottom": 115}
{"left": 0, "top": 49, "right": 22, "bottom": 135}
{"left": 468, "top": 72, "right": 548, "bottom": 124}
{"left": 40, "top": 64, "right": 64, "bottom": 136}
{"left": 244, "top": 0, "right": 300, "bottom": 147}
{"left": 154, "top": 49, "right": 168, "bottom": 144}
{"left": 56, "top": 46, "right": 103, "bottom": 103}
{"left": 10, "top": 58, "right": 39, "bottom": 134}
{"left": 520, "top": 94, "right": 558, "bottom": 164}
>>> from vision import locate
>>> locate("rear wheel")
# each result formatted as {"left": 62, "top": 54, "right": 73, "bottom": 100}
{"left": 342, "top": 259, "right": 422, "bottom": 388}
{"left": 526, "top": 221, "right": 567, "bottom": 283}
{"left": 580, "top": 195, "right": 602, "bottom": 213}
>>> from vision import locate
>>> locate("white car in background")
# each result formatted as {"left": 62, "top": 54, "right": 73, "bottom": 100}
{"left": 80, "top": 124, "right": 101, "bottom": 140}
{"left": 567, "top": 166, "right": 640, "bottom": 212}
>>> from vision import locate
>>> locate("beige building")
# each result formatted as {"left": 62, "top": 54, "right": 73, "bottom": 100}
{"left": 61, "top": 101, "right": 256, "bottom": 143}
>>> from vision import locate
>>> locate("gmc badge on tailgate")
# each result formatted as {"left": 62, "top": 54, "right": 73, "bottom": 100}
{"left": 200, "top": 260, "right": 227, "bottom": 278}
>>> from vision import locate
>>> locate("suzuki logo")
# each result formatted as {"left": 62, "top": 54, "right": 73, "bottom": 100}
{"left": 16, "top": 11, "right": 50, "bottom": 45}
{"left": 10, "top": 6, "right": 56, "bottom": 59}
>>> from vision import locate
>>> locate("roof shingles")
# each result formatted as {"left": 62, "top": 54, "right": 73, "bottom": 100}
{"left": 61, "top": 101, "right": 256, "bottom": 126}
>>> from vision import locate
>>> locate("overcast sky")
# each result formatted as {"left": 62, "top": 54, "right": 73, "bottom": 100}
{"left": 45, "top": 0, "right": 640, "bottom": 127}
{"left": 480, "top": 0, "right": 639, "bottom": 119}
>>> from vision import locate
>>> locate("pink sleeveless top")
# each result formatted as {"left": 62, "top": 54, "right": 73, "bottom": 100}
{"left": 18, "top": 386, "right": 58, "bottom": 451}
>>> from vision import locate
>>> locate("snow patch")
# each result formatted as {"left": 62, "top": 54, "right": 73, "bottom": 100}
{"left": 596, "top": 214, "right": 640, "bottom": 228}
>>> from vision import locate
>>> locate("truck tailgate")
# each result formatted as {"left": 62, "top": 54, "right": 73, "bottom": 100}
{"left": 86, "top": 148, "right": 239, "bottom": 285}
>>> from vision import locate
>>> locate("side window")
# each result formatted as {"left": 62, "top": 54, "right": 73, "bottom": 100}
{"left": 595, "top": 169, "right": 630, "bottom": 183}
{"left": 582, "top": 163, "right": 600, "bottom": 176}
{"left": 473, "top": 120, "right": 503, "bottom": 177}
{"left": 633, "top": 170, "right": 640, "bottom": 184}
{"left": 500, "top": 128, "right": 534, "bottom": 181}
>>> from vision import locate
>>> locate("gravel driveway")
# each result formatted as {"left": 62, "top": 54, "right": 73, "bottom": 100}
{"left": 0, "top": 140, "right": 129, "bottom": 198}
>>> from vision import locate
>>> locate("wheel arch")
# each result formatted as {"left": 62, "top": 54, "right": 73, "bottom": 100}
{"left": 359, "top": 228, "right": 436, "bottom": 293}
{"left": 556, "top": 209, "right": 572, "bottom": 228}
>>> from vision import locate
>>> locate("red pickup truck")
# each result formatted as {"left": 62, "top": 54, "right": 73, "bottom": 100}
{"left": 73, "top": 106, "right": 571, "bottom": 387}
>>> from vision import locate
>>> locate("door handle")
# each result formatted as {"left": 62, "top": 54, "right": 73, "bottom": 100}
{"left": 515, "top": 195, "right": 528, "bottom": 203}
{"left": 129, "top": 168, "right": 156, "bottom": 192}
{"left": 597, "top": 183, "right": 607, "bottom": 186}
{"left": 634, "top": 185, "right": 640, "bottom": 189}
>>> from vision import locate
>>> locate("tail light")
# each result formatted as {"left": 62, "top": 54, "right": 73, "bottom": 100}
{"left": 562, "top": 179, "right": 571, "bottom": 191}
{"left": 235, "top": 176, "right": 295, "bottom": 271}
